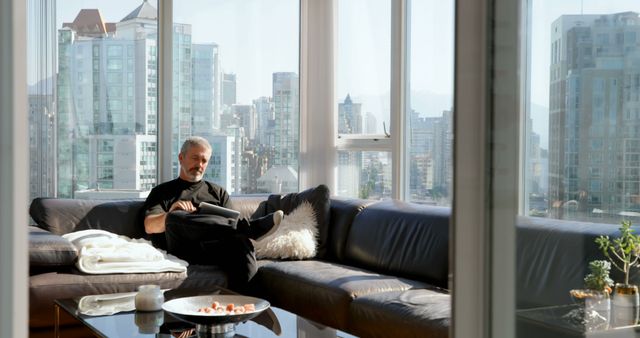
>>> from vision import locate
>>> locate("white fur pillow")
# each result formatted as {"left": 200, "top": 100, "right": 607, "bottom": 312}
{"left": 254, "top": 201, "right": 318, "bottom": 260}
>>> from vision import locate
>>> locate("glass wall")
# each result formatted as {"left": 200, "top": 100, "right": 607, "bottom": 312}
{"left": 173, "top": 0, "right": 300, "bottom": 194}
{"left": 526, "top": 0, "right": 640, "bottom": 224}
{"left": 28, "top": 0, "right": 159, "bottom": 200}
{"left": 517, "top": 0, "right": 640, "bottom": 336}
{"left": 408, "top": 0, "right": 454, "bottom": 205}
{"left": 335, "top": 0, "right": 455, "bottom": 203}
{"left": 335, "top": 0, "right": 391, "bottom": 199}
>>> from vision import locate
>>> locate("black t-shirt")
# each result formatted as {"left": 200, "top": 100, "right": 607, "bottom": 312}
{"left": 143, "top": 178, "right": 230, "bottom": 216}
{"left": 142, "top": 178, "right": 230, "bottom": 248}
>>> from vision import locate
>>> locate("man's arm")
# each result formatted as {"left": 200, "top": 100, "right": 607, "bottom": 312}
{"left": 144, "top": 200, "right": 197, "bottom": 234}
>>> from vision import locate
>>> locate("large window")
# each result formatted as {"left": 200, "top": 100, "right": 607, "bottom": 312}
{"left": 408, "top": 0, "right": 455, "bottom": 205}
{"left": 30, "top": 0, "right": 449, "bottom": 202}
{"left": 173, "top": 0, "right": 300, "bottom": 194}
{"left": 336, "top": 0, "right": 454, "bottom": 204}
{"left": 28, "top": 0, "right": 159, "bottom": 200}
{"left": 336, "top": 0, "right": 391, "bottom": 199}
{"left": 525, "top": 0, "right": 640, "bottom": 224}
{"left": 513, "top": 1, "right": 640, "bottom": 336}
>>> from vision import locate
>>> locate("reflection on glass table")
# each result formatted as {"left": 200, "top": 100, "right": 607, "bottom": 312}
{"left": 517, "top": 303, "right": 640, "bottom": 338}
{"left": 54, "top": 288, "right": 358, "bottom": 338}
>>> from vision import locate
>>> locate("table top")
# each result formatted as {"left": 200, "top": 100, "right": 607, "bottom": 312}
{"left": 55, "top": 287, "right": 357, "bottom": 338}
{"left": 517, "top": 303, "right": 640, "bottom": 338}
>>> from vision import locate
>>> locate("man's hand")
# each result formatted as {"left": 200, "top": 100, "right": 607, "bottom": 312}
{"left": 169, "top": 200, "right": 197, "bottom": 213}
{"left": 144, "top": 200, "right": 196, "bottom": 234}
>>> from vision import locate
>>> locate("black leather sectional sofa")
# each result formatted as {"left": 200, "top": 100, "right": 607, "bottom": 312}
{"left": 28, "top": 196, "right": 451, "bottom": 337}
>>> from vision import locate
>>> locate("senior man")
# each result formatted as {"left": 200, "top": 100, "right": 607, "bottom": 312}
{"left": 142, "top": 136, "right": 282, "bottom": 287}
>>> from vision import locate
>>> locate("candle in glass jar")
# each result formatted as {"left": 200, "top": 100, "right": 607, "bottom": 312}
{"left": 135, "top": 284, "right": 164, "bottom": 311}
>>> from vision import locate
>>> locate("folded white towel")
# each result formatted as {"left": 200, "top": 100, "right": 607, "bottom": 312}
{"left": 63, "top": 229, "right": 188, "bottom": 274}
{"left": 78, "top": 292, "right": 137, "bottom": 316}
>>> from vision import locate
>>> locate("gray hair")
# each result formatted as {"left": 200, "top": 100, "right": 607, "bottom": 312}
{"left": 180, "top": 136, "right": 212, "bottom": 156}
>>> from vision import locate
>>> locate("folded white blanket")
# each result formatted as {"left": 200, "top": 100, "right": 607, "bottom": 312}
{"left": 63, "top": 229, "right": 188, "bottom": 274}
{"left": 78, "top": 292, "right": 137, "bottom": 316}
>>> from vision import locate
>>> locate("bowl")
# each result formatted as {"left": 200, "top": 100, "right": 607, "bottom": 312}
{"left": 162, "top": 294, "right": 269, "bottom": 326}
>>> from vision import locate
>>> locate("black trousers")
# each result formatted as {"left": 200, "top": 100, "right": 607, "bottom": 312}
{"left": 164, "top": 211, "right": 257, "bottom": 288}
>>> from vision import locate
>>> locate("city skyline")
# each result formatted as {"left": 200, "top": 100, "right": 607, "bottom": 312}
{"left": 46, "top": 0, "right": 456, "bottom": 126}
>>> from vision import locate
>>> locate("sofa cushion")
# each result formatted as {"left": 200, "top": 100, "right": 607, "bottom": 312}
{"left": 254, "top": 201, "right": 318, "bottom": 259}
{"left": 348, "top": 288, "right": 450, "bottom": 338}
{"left": 29, "top": 226, "right": 77, "bottom": 269}
{"left": 229, "top": 195, "right": 269, "bottom": 220}
{"left": 249, "top": 260, "right": 428, "bottom": 330}
{"left": 264, "top": 184, "right": 331, "bottom": 258}
{"left": 344, "top": 200, "right": 450, "bottom": 288}
{"left": 29, "top": 198, "right": 146, "bottom": 238}
{"left": 326, "top": 198, "right": 375, "bottom": 261}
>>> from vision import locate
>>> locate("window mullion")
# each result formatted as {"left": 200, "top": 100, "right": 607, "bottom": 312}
{"left": 299, "top": 0, "right": 336, "bottom": 191}
{"left": 158, "top": 0, "right": 173, "bottom": 184}
{"left": 336, "top": 136, "right": 392, "bottom": 152}
{"left": 390, "top": 0, "right": 409, "bottom": 200}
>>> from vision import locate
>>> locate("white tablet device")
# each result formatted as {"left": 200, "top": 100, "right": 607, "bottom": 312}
{"left": 198, "top": 202, "right": 241, "bottom": 220}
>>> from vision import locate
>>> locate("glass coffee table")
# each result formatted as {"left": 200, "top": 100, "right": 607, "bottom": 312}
{"left": 517, "top": 303, "right": 640, "bottom": 338}
{"left": 54, "top": 287, "right": 357, "bottom": 338}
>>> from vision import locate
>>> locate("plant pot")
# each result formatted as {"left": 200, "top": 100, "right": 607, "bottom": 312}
{"left": 612, "top": 283, "right": 639, "bottom": 327}
{"left": 569, "top": 289, "right": 611, "bottom": 330}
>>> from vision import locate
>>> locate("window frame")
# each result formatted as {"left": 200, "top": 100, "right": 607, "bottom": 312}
{"left": 332, "top": 0, "right": 410, "bottom": 200}
{"left": 155, "top": 0, "right": 431, "bottom": 201}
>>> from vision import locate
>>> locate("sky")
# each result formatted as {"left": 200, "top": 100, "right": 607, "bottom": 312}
{"left": 42, "top": 0, "right": 640, "bottom": 142}
{"left": 529, "top": 0, "right": 640, "bottom": 148}
{"left": 530, "top": 0, "right": 640, "bottom": 107}
{"left": 51, "top": 0, "right": 453, "bottom": 119}
{"left": 54, "top": 0, "right": 298, "bottom": 105}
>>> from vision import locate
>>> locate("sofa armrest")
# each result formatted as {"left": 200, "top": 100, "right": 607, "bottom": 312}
{"left": 29, "top": 226, "right": 77, "bottom": 268}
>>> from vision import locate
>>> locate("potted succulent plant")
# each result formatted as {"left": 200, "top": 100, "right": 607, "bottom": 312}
{"left": 569, "top": 260, "right": 613, "bottom": 330}
{"left": 584, "top": 260, "right": 614, "bottom": 294}
{"left": 595, "top": 221, "right": 640, "bottom": 326}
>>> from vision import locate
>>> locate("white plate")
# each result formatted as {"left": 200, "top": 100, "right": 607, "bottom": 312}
{"left": 162, "top": 295, "right": 269, "bottom": 325}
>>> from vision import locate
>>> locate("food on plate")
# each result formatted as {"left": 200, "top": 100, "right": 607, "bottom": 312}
{"left": 197, "top": 302, "right": 256, "bottom": 315}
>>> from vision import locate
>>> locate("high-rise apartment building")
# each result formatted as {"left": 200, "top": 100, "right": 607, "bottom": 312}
{"left": 232, "top": 104, "right": 256, "bottom": 140}
{"left": 222, "top": 73, "right": 237, "bottom": 107}
{"left": 409, "top": 109, "right": 453, "bottom": 203}
{"left": 28, "top": 94, "right": 56, "bottom": 200}
{"left": 271, "top": 72, "right": 299, "bottom": 169}
{"left": 549, "top": 12, "right": 640, "bottom": 218}
{"left": 192, "top": 43, "right": 220, "bottom": 134}
{"left": 55, "top": 2, "right": 223, "bottom": 197}
{"left": 204, "top": 133, "right": 235, "bottom": 191}
{"left": 338, "top": 94, "right": 362, "bottom": 134}
{"left": 253, "top": 96, "right": 274, "bottom": 145}
{"left": 337, "top": 94, "right": 363, "bottom": 197}
{"left": 57, "top": 4, "right": 159, "bottom": 197}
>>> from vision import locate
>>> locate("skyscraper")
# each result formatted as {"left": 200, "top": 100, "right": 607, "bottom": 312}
{"left": 222, "top": 73, "right": 237, "bottom": 107}
{"left": 56, "top": 2, "right": 211, "bottom": 196}
{"left": 337, "top": 94, "right": 363, "bottom": 197}
{"left": 271, "top": 72, "right": 299, "bottom": 169}
{"left": 192, "top": 43, "right": 220, "bottom": 134}
{"left": 338, "top": 94, "right": 362, "bottom": 134}
{"left": 409, "top": 109, "right": 452, "bottom": 203}
{"left": 232, "top": 104, "right": 256, "bottom": 140}
{"left": 57, "top": 5, "right": 159, "bottom": 196}
{"left": 29, "top": 93, "right": 56, "bottom": 200}
{"left": 549, "top": 12, "right": 640, "bottom": 218}
{"left": 253, "top": 96, "right": 274, "bottom": 145}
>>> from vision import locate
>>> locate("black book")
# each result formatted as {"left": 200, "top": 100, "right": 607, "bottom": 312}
{"left": 198, "top": 202, "right": 241, "bottom": 220}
